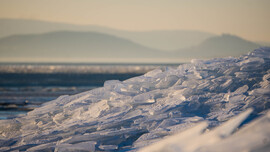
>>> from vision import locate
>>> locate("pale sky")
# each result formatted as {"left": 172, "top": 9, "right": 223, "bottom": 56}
{"left": 0, "top": 0, "right": 270, "bottom": 42}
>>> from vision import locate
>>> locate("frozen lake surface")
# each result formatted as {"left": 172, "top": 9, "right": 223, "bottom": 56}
{"left": 0, "top": 48, "right": 270, "bottom": 151}
{"left": 0, "top": 73, "right": 143, "bottom": 119}
{"left": 0, "top": 63, "right": 174, "bottom": 119}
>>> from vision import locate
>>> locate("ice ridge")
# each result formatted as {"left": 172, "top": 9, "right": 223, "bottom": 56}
{"left": 0, "top": 47, "right": 270, "bottom": 151}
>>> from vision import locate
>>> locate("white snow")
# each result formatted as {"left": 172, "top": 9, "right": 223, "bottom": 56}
{"left": 0, "top": 47, "right": 270, "bottom": 151}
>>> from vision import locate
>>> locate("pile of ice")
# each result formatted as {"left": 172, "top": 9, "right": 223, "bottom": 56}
{"left": 140, "top": 108, "right": 270, "bottom": 152}
{"left": 1, "top": 48, "right": 270, "bottom": 151}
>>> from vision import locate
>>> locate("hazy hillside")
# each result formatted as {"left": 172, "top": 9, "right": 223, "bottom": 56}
{"left": 257, "top": 41, "right": 270, "bottom": 47}
{"left": 0, "top": 31, "right": 166, "bottom": 60}
{"left": 172, "top": 34, "right": 261, "bottom": 58}
{"left": 0, "top": 19, "right": 215, "bottom": 50}
{"left": 0, "top": 31, "right": 262, "bottom": 63}
{"left": 0, "top": 19, "right": 263, "bottom": 63}
{"left": 114, "top": 30, "right": 215, "bottom": 51}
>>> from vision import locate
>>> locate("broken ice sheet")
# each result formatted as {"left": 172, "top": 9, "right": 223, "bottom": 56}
{"left": 0, "top": 48, "right": 270, "bottom": 151}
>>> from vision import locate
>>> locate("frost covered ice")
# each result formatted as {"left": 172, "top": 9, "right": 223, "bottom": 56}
{"left": 0, "top": 47, "right": 270, "bottom": 151}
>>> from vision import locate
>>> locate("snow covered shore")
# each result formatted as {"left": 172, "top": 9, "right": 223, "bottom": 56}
{"left": 1, "top": 48, "right": 270, "bottom": 151}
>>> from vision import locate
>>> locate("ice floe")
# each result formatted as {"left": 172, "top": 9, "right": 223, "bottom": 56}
{"left": 0, "top": 47, "right": 270, "bottom": 151}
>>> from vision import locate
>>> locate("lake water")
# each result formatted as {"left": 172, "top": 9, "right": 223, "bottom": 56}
{"left": 0, "top": 63, "right": 180, "bottom": 119}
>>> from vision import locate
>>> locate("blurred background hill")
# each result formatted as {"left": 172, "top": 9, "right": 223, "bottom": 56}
{"left": 0, "top": 19, "right": 267, "bottom": 63}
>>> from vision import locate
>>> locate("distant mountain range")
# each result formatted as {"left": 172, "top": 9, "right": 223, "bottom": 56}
{"left": 173, "top": 34, "right": 261, "bottom": 58}
{"left": 0, "top": 19, "right": 214, "bottom": 50}
{"left": 0, "top": 18, "right": 267, "bottom": 63}
{"left": 0, "top": 31, "right": 165, "bottom": 59}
